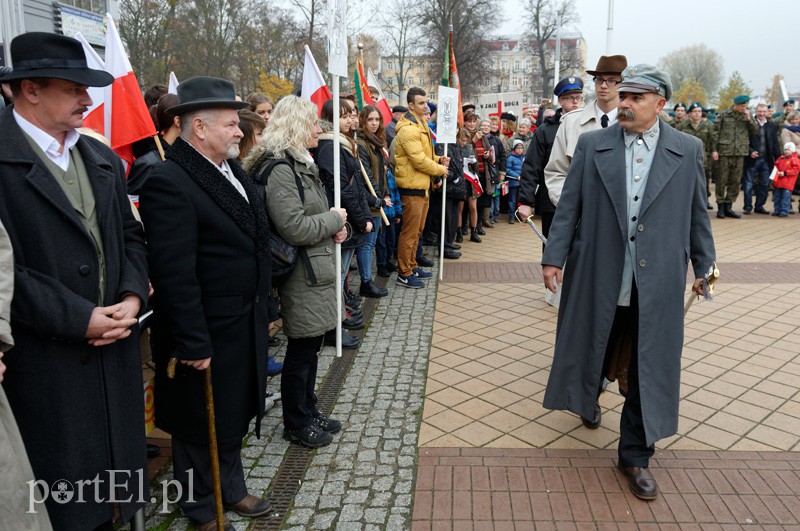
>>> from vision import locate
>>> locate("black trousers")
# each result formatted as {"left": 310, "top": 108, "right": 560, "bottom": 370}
{"left": 443, "top": 197, "right": 460, "bottom": 245}
{"left": 600, "top": 284, "right": 654, "bottom": 468}
{"left": 172, "top": 438, "right": 248, "bottom": 524}
{"left": 282, "top": 335, "right": 324, "bottom": 430}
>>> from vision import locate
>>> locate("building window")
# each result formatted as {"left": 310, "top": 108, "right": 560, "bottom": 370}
{"left": 525, "top": 59, "right": 531, "bottom": 69}
{"left": 63, "top": 0, "right": 107, "bottom": 15}
{"left": 515, "top": 59, "right": 520, "bottom": 71}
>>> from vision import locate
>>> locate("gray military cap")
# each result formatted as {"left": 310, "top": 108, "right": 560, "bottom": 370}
{"left": 619, "top": 64, "right": 673, "bottom": 102}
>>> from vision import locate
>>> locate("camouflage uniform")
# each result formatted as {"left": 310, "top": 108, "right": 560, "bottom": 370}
{"left": 772, "top": 113, "right": 787, "bottom": 136}
{"left": 712, "top": 107, "right": 758, "bottom": 207}
{"left": 678, "top": 119, "right": 717, "bottom": 199}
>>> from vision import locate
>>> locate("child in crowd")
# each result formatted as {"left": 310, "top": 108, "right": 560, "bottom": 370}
{"left": 772, "top": 142, "right": 800, "bottom": 217}
{"left": 505, "top": 139, "right": 524, "bottom": 223}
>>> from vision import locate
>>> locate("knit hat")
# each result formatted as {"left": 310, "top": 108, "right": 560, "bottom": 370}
{"left": 512, "top": 139, "right": 524, "bottom": 150}
{"left": 785, "top": 142, "right": 797, "bottom": 153}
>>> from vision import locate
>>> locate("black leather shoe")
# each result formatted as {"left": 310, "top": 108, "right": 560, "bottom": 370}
{"left": 755, "top": 207, "right": 770, "bottom": 214}
{"left": 476, "top": 226, "right": 486, "bottom": 235}
{"left": 283, "top": 423, "right": 333, "bottom": 448}
{"left": 470, "top": 229, "right": 482, "bottom": 243}
{"left": 359, "top": 280, "right": 388, "bottom": 298}
{"left": 146, "top": 444, "right": 161, "bottom": 458}
{"left": 580, "top": 403, "right": 601, "bottom": 429}
{"left": 443, "top": 250, "right": 461, "bottom": 259}
{"left": 225, "top": 494, "right": 271, "bottom": 517}
{"left": 417, "top": 255, "right": 434, "bottom": 267}
{"left": 716, "top": 203, "right": 725, "bottom": 219}
{"left": 445, "top": 242, "right": 461, "bottom": 250}
{"left": 617, "top": 463, "right": 658, "bottom": 500}
{"left": 324, "top": 330, "right": 360, "bottom": 348}
{"left": 342, "top": 315, "right": 364, "bottom": 329}
{"left": 455, "top": 231, "right": 463, "bottom": 243}
{"left": 460, "top": 225, "right": 468, "bottom": 235}
{"left": 742, "top": 209, "right": 752, "bottom": 215}
{"left": 377, "top": 267, "right": 390, "bottom": 278}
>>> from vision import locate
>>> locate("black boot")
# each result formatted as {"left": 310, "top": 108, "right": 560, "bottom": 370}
{"left": 716, "top": 203, "right": 725, "bottom": 219}
{"left": 476, "top": 221, "right": 486, "bottom": 235}
{"left": 455, "top": 231, "right": 463, "bottom": 243}
{"left": 724, "top": 203, "right": 741, "bottom": 219}
{"left": 359, "top": 280, "right": 388, "bottom": 298}
{"left": 470, "top": 228, "right": 482, "bottom": 243}
{"left": 461, "top": 224, "right": 468, "bottom": 235}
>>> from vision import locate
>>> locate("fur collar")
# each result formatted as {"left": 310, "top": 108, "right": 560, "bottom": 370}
{"left": 168, "top": 137, "right": 270, "bottom": 256}
{"left": 318, "top": 131, "right": 357, "bottom": 157}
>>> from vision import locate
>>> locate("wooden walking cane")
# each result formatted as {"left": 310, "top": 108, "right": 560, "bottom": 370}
{"left": 167, "top": 358, "right": 225, "bottom": 531}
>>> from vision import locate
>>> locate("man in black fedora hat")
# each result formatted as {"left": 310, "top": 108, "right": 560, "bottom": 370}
{"left": 0, "top": 32, "right": 150, "bottom": 529}
{"left": 544, "top": 54, "right": 628, "bottom": 206}
{"left": 139, "top": 76, "right": 275, "bottom": 531}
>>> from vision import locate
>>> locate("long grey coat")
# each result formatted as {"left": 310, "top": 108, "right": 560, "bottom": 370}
{"left": 251, "top": 149, "right": 343, "bottom": 338}
{"left": 541, "top": 120, "right": 715, "bottom": 446}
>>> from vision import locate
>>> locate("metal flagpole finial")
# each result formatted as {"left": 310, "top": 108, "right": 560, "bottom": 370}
{"left": 357, "top": 42, "right": 364, "bottom": 50}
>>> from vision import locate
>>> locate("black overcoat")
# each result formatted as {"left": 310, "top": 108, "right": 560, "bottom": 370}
{"left": 139, "top": 138, "right": 273, "bottom": 446}
{"left": 0, "top": 106, "right": 149, "bottom": 529}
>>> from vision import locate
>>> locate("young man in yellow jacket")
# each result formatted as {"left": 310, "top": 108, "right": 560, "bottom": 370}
{"left": 393, "top": 87, "right": 450, "bottom": 288}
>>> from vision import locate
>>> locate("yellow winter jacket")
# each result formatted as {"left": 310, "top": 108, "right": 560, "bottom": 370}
{"left": 394, "top": 112, "right": 445, "bottom": 194}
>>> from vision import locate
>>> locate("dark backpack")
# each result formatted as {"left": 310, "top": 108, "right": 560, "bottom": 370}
{"left": 252, "top": 159, "right": 316, "bottom": 286}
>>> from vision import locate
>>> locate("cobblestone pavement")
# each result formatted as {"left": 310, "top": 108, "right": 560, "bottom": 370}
{"left": 142, "top": 262, "right": 439, "bottom": 530}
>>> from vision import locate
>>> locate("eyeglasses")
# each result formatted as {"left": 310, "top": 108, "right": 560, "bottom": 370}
{"left": 561, "top": 95, "right": 582, "bottom": 102}
{"left": 593, "top": 77, "right": 620, "bottom": 87}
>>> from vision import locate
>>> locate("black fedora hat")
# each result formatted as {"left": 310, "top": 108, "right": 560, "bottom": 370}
{"left": 168, "top": 76, "right": 249, "bottom": 116}
{"left": 0, "top": 32, "right": 113, "bottom": 87}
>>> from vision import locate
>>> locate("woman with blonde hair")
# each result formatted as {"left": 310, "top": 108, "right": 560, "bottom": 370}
{"left": 243, "top": 95, "right": 347, "bottom": 448}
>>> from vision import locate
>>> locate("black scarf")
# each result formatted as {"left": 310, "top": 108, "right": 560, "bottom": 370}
{"left": 167, "top": 137, "right": 270, "bottom": 256}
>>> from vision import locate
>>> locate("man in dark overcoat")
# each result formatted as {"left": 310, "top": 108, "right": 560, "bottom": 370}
{"left": 139, "top": 76, "right": 274, "bottom": 530}
{"left": 542, "top": 65, "right": 715, "bottom": 500}
{"left": 0, "top": 33, "right": 149, "bottom": 529}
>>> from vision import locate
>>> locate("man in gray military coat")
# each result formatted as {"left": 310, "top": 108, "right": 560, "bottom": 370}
{"left": 541, "top": 64, "right": 715, "bottom": 500}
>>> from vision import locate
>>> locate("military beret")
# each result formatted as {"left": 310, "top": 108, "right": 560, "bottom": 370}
{"left": 767, "top": 104, "right": 773, "bottom": 109}
{"left": 785, "top": 99, "right": 796, "bottom": 106}
{"left": 619, "top": 64, "right": 672, "bottom": 101}
{"left": 673, "top": 102, "right": 686, "bottom": 111}
{"left": 392, "top": 105, "right": 408, "bottom": 113}
{"left": 554, "top": 76, "right": 584, "bottom": 97}
{"left": 733, "top": 94, "right": 750, "bottom": 105}
{"left": 687, "top": 102, "right": 702, "bottom": 112}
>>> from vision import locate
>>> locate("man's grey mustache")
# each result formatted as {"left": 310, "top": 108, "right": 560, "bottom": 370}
{"left": 618, "top": 109, "right": 636, "bottom": 121}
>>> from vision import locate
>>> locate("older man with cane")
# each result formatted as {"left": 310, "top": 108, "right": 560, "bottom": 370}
{"left": 140, "top": 77, "right": 275, "bottom": 530}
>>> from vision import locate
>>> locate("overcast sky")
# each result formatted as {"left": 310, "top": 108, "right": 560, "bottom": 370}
{"left": 501, "top": 0, "right": 798, "bottom": 96}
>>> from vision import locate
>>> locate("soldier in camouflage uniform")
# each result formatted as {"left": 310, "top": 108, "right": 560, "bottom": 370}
{"left": 671, "top": 102, "right": 687, "bottom": 128}
{"left": 712, "top": 94, "right": 758, "bottom": 218}
{"left": 678, "top": 102, "right": 717, "bottom": 208}
{"left": 772, "top": 99, "right": 795, "bottom": 136}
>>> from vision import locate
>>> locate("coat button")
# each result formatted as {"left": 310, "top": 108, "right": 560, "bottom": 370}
{"left": 639, "top": 259, "right": 646, "bottom": 267}
{"left": 79, "top": 265, "right": 91, "bottom": 275}
{"left": 630, "top": 235, "right": 636, "bottom": 241}
{"left": 325, "top": 247, "right": 331, "bottom": 253}
{"left": 637, "top": 224, "right": 644, "bottom": 232}
{"left": 80, "top": 354, "right": 90, "bottom": 365}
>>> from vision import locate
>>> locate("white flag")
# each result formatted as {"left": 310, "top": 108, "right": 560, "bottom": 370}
{"left": 327, "top": 0, "right": 348, "bottom": 77}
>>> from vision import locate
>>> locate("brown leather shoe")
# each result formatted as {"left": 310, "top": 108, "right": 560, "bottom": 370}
{"left": 617, "top": 463, "right": 658, "bottom": 500}
{"left": 195, "top": 517, "right": 234, "bottom": 531}
{"left": 225, "top": 494, "right": 271, "bottom": 517}
{"left": 580, "top": 403, "right": 601, "bottom": 430}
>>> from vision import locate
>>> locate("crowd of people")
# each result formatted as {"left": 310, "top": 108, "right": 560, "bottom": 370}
{"left": 0, "top": 28, "right": 797, "bottom": 531}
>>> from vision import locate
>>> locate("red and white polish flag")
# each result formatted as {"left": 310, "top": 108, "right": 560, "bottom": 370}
{"left": 301, "top": 45, "right": 332, "bottom": 116}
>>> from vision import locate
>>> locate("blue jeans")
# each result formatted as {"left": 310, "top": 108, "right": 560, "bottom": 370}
{"left": 376, "top": 220, "right": 397, "bottom": 267}
{"left": 774, "top": 187, "right": 791, "bottom": 216}
{"left": 743, "top": 158, "right": 770, "bottom": 211}
{"left": 341, "top": 247, "right": 355, "bottom": 286}
{"left": 356, "top": 216, "right": 380, "bottom": 282}
{"left": 490, "top": 194, "right": 500, "bottom": 219}
{"left": 506, "top": 183, "right": 519, "bottom": 218}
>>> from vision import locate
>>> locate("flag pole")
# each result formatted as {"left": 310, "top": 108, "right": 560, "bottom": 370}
{"left": 333, "top": 74, "right": 342, "bottom": 358}
{"left": 439, "top": 142, "right": 447, "bottom": 281}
